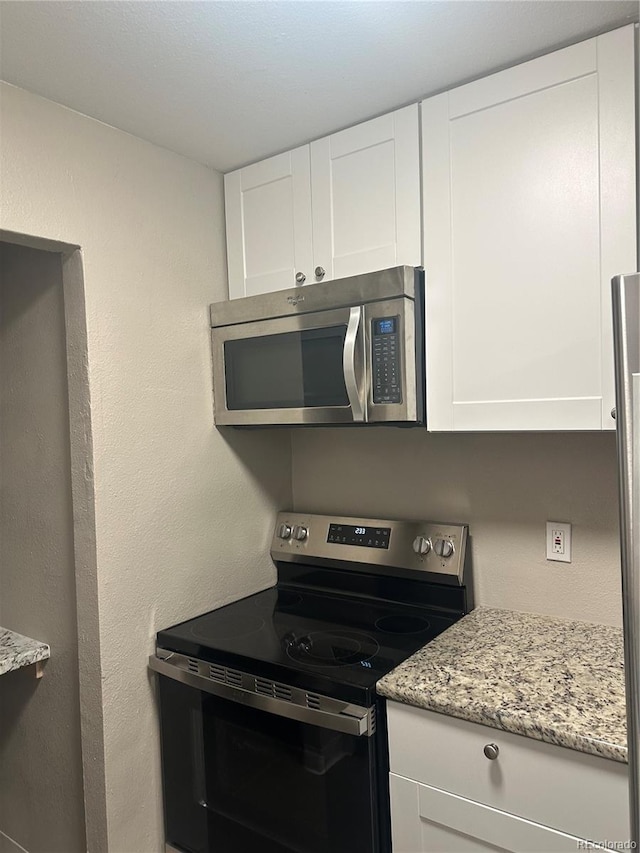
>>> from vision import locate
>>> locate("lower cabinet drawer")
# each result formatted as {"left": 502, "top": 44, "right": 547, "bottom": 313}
{"left": 387, "top": 701, "right": 629, "bottom": 844}
{"left": 390, "top": 773, "right": 600, "bottom": 853}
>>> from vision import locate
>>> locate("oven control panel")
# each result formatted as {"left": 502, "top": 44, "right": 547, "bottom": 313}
{"left": 327, "top": 523, "right": 391, "bottom": 549}
{"left": 271, "top": 512, "right": 469, "bottom": 585}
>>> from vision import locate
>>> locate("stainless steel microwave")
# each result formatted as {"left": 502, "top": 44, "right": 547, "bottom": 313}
{"left": 209, "top": 266, "right": 425, "bottom": 427}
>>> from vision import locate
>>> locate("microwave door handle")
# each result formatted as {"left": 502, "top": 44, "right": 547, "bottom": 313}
{"left": 343, "top": 306, "right": 365, "bottom": 422}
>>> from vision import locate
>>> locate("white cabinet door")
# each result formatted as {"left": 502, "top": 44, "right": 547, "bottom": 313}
{"left": 311, "top": 105, "right": 421, "bottom": 283}
{"left": 422, "top": 25, "right": 636, "bottom": 431}
{"left": 224, "top": 147, "right": 313, "bottom": 299}
{"left": 390, "top": 773, "right": 596, "bottom": 853}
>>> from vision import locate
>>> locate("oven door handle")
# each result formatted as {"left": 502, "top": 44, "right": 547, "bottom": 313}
{"left": 343, "top": 306, "right": 366, "bottom": 422}
{"left": 149, "top": 653, "right": 375, "bottom": 737}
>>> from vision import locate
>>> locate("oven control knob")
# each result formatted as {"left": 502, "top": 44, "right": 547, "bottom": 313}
{"left": 412, "top": 536, "right": 432, "bottom": 556}
{"left": 292, "top": 525, "right": 308, "bottom": 542}
{"left": 277, "top": 523, "right": 292, "bottom": 540}
{"left": 434, "top": 538, "right": 455, "bottom": 558}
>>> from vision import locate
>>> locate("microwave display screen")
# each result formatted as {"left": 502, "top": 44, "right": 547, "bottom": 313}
{"left": 327, "top": 524, "right": 391, "bottom": 549}
{"left": 374, "top": 318, "right": 396, "bottom": 335}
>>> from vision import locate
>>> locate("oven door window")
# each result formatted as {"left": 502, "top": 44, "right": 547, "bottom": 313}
{"left": 224, "top": 325, "right": 349, "bottom": 410}
{"left": 159, "top": 677, "right": 380, "bottom": 853}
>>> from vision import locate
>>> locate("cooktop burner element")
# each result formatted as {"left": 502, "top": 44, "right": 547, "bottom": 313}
{"left": 375, "top": 614, "right": 431, "bottom": 634}
{"left": 276, "top": 590, "right": 303, "bottom": 608}
{"left": 284, "top": 630, "right": 380, "bottom": 667}
{"left": 188, "top": 612, "right": 265, "bottom": 642}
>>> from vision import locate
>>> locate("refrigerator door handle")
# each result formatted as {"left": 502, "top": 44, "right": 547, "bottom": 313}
{"left": 611, "top": 273, "right": 640, "bottom": 849}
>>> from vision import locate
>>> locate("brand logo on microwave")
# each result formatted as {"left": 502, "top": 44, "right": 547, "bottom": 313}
{"left": 287, "top": 295, "right": 305, "bottom": 306}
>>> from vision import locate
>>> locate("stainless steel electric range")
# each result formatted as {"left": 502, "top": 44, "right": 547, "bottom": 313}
{"left": 150, "top": 512, "right": 472, "bottom": 853}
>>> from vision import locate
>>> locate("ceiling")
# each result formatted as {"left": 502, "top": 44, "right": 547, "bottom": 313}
{"left": 0, "top": 1, "right": 637, "bottom": 173}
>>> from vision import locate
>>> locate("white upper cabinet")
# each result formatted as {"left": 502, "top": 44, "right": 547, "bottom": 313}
{"left": 224, "top": 147, "right": 313, "bottom": 299}
{"left": 422, "top": 25, "right": 636, "bottom": 431}
{"left": 310, "top": 105, "right": 421, "bottom": 282}
{"left": 224, "top": 105, "right": 421, "bottom": 298}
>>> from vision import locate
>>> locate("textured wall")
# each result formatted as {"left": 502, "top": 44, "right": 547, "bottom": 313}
{"left": 0, "top": 83, "right": 292, "bottom": 852}
{"left": 0, "top": 243, "right": 86, "bottom": 853}
{"left": 292, "top": 429, "right": 622, "bottom": 627}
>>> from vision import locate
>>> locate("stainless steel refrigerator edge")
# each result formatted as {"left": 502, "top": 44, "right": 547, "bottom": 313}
{"left": 612, "top": 272, "right": 640, "bottom": 847}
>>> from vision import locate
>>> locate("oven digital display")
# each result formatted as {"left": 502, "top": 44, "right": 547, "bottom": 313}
{"left": 327, "top": 524, "right": 391, "bottom": 549}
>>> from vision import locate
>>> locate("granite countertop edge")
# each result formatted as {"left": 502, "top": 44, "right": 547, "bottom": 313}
{"left": 0, "top": 627, "right": 50, "bottom": 676}
{"left": 377, "top": 607, "right": 628, "bottom": 765}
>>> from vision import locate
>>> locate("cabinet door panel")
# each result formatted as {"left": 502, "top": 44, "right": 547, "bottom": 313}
{"left": 389, "top": 772, "right": 423, "bottom": 852}
{"left": 391, "top": 774, "right": 504, "bottom": 852}
{"left": 390, "top": 773, "right": 600, "bottom": 853}
{"left": 423, "top": 25, "right": 636, "bottom": 431}
{"left": 225, "top": 148, "right": 313, "bottom": 299}
{"left": 448, "top": 37, "right": 596, "bottom": 119}
{"left": 450, "top": 75, "right": 600, "bottom": 404}
{"left": 311, "top": 105, "right": 420, "bottom": 282}
{"left": 597, "top": 26, "right": 638, "bottom": 431}
{"left": 417, "top": 781, "right": 592, "bottom": 853}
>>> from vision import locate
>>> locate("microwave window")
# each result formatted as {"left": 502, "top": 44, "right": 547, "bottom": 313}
{"left": 224, "top": 326, "right": 350, "bottom": 410}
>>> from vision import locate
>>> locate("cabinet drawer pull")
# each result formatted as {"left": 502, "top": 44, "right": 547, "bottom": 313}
{"left": 295, "top": 271, "right": 306, "bottom": 284}
{"left": 483, "top": 743, "right": 500, "bottom": 760}
{"left": 315, "top": 266, "right": 326, "bottom": 280}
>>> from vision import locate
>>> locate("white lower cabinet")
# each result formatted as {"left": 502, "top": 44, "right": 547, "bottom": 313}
{"left": 387, "top": 702, "right": 629, "bottom": 852}
{"left": 390, "top": 773, "right": 596, "bottom": 852}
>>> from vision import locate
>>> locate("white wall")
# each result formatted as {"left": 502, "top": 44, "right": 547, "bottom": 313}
{"left": 0, "top": 82, "right": 292, "bottom": 852}
{"left": 292, "top": 429, "right": 622, "bottom": 626}
{"left": 0, "top": 243, "right": 86, "bottom": 853}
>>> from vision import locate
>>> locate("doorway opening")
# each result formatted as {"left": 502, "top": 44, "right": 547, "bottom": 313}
{"left": 0, "top": 231, "right": 105, "bottom": 853}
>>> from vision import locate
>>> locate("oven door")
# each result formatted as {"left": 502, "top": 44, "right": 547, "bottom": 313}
{"left": 211, "top": 306, "right": 366, "bottom": 426}
{"left": 153, "top": 657, "right": 384, "bottom": 853}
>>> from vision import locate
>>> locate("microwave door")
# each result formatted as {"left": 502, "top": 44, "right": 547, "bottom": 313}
{"left": 211, "top": 307, "right": 367, "bottom": 426}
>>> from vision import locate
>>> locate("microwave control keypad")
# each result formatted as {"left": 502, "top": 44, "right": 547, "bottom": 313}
{"left": 371, "top": 316, "right": 402, "bottom": 404}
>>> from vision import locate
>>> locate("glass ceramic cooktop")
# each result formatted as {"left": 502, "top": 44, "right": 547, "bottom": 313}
{"left": 157, "top": 584, "right": 455, "bottom": 702}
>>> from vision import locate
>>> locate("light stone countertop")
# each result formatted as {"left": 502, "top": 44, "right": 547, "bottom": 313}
{"left": 0, "top": 627, "right": 50, "bottom": 676}
{"left": 377, "top": 607, "right": 627, "bottom": 763}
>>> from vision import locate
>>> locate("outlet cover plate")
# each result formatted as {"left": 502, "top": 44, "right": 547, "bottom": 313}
{"left": 546, "top": 521, "right": 571, "bottom": 563}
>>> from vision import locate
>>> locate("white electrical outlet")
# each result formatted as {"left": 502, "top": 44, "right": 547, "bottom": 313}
{"left": 546, "top": 521, "right": 572, "bottom": 563}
